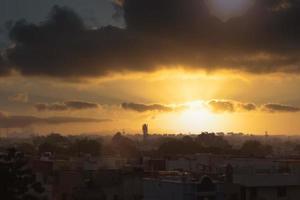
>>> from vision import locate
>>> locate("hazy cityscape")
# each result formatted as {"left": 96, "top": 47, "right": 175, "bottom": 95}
{"left": 2, "top": 125, "right": 300, "bottom": 200}
{"left": 2, "top": 0, "right": 300, "bottom": 199}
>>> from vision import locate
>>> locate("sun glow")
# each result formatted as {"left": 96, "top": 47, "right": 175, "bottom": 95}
{"left": 179, "top": 101, "right": 214, "bottom": 131}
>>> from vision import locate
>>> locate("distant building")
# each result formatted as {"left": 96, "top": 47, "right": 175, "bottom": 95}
{"left": 144, "top": 175, "right": 224, "bottom": 200}
{"left": 143, "top": 124, "right": 149, "bottom": 142}
{"left": 72, "top": 169, "right": 143, "bottom": 200}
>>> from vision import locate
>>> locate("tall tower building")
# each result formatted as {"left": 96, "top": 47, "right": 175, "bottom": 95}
{"left": 142, "top": 124, "right": 148, "bottom": 142}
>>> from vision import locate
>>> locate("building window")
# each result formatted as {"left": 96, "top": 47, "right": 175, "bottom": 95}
{"left": 277, "top": 187, "right": 287, "bottom": 197}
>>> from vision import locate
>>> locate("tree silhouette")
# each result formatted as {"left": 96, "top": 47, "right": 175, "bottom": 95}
{"left": 111, "top": 132, "right": 140, "bottom": 158}
{"left": 240, "top": 140, "right": 273, "bottom": 157}
{"left": 69, "top": 138, "right": 102, "bottom": 157}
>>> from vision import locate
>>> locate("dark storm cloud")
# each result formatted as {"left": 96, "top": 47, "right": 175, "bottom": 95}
{"left": 0, "top": 113, "right": 110, "bottom": 128}
{"left": 35, "top": 100, "right": 99, "bottom": 111}
{"left": 0, "top": 54, "right": 10, "bottom": 76}
{"left": 262, "top": 103, "right": 300, "bottom": 112}
{"left": 0, "top": 55, "right": 5, "bottom": 74}
{"left": 120, "top": 0, "right": 300, "bottom": 65}
{"left": 3, "top": 0, "right": 300, "bottom": 77}
{"left": 7, "top": 6, "right": 163, "bottom": 77}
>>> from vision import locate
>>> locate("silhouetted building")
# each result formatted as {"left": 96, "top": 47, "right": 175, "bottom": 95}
{"left": 143, "top": 124, "right": 148, "bottom": 142}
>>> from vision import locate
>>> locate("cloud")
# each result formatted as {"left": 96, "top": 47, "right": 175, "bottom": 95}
{"left": 206, "top": 0, "right": 255, "bottom": 21}
{"left": 207, "top": 100, "right": 257, "bottom": 113}
{"left": 35, "top": 100, "right": 99, "bottom": 111}
{"left": 238, "top": 102, "right": 257, "bottom": 111}
{"left": 208, "top": 100, "right": 235, "bottom": 113}
{"left": 207, "top": 101, "right": 300, "bottom": 113}
{"left": 262, "top": 103, "right": 300, "bottom": 113}
{"left": 121, "top": 102, "right": 187, "bottom": 112}
{"left": 0, "top": 111, "right": 6, "bottom": 118}
{"left": 122, "top": 102, "right": 174, "bottom": 112}
{"left": 121, "top": 100, "right": 300, "bottom": 114}
{"left": 271, "top": 0, "right": 291, "bottom": 12}
{"left": 64, "top": 100, "right": 99, "bottom": 109}
{"left": 0, "top": 53, "right": 10, "bottom": 76}
{"left": 7, "top": 6, "right": 144, "bottom": 78}
{"left": 121, "top": 101, "right": 255, "bottom": 113}
{"left": 0, "top": 113, "right": 110, "bottom": 128}
{"left": 35, "top": 103, "right": 68, "bottom": 112}
{"left": 205, "top": 100, "right": 300, "bottom": 113}
{"left": 2, "top": 1, "right": 300, "bottom": 78}
{"left": 8, "top": 93, "right": 29, "bottom": 103}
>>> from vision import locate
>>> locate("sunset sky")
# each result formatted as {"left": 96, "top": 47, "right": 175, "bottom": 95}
{"left": 1, "top": 0, "right": 300, "bottom": 135}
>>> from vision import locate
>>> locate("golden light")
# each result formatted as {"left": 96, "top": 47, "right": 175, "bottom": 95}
{"left": 179, "top": 101, "right": 215, "bottom": 132}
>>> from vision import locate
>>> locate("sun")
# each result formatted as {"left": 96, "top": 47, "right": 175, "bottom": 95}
{"left": 179, "top": 101, "right": 214, "bottom": 132}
